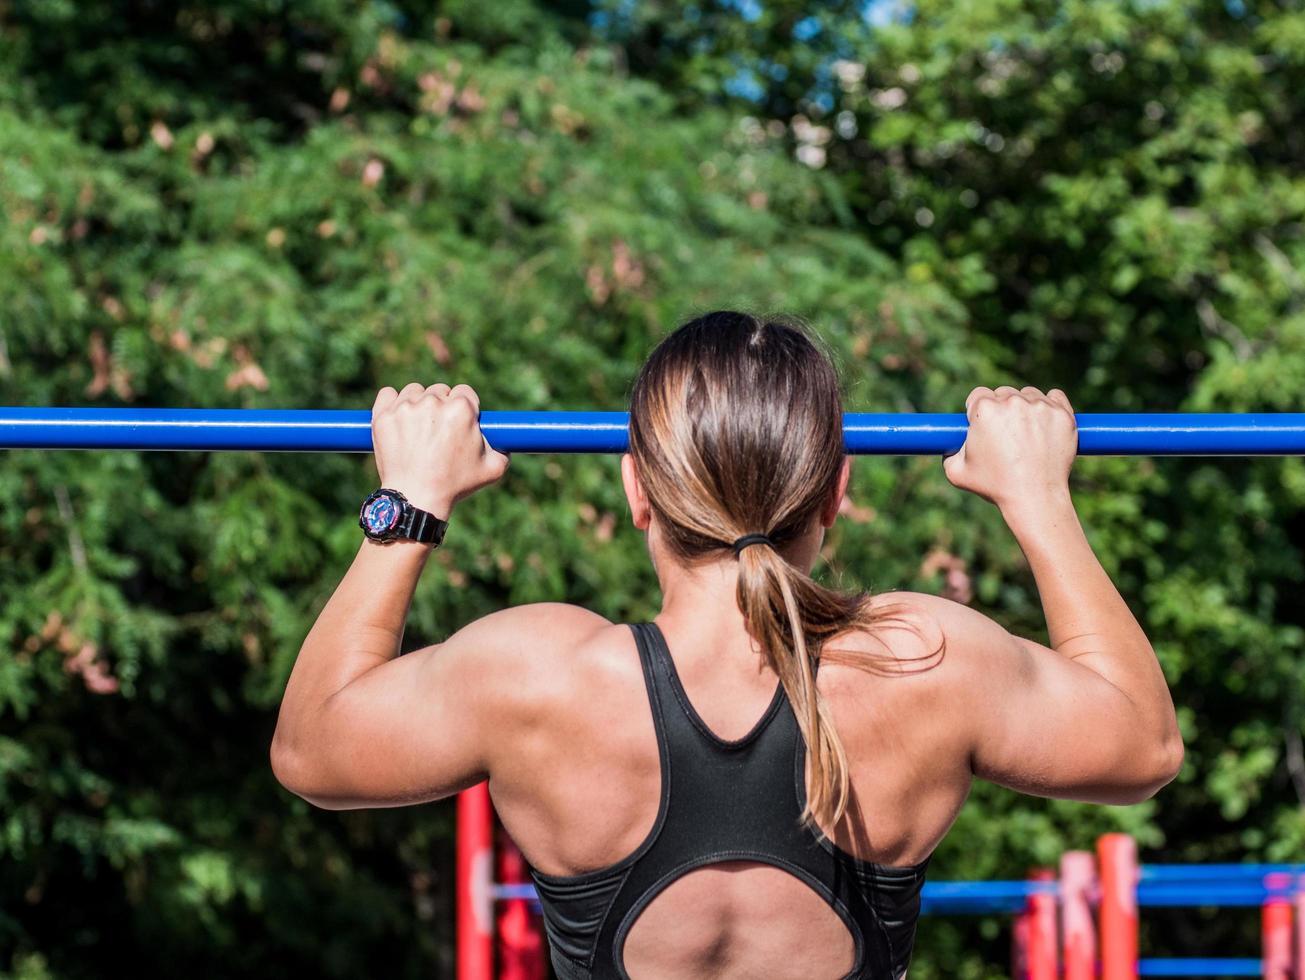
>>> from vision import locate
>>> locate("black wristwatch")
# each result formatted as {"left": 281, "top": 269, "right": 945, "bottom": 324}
{"left": 358, "top": 488, "right": 448, "bottom": 546}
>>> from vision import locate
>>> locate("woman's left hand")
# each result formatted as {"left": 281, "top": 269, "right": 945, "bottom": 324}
{"left": 370, "top": 382, "right": 510, "bottom": 519}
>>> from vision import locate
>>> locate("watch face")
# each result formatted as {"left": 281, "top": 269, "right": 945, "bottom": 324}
{"left": 361, "top": 492, "right": 403, "bottom": 537}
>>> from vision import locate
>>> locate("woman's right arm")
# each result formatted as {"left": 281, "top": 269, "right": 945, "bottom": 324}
{"left": 932, "top": 385, "right": 1183, "bottom": 804}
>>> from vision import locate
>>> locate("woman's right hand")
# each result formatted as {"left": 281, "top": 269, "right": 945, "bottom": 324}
{"left": 942, "top": 386, "right": 1078, "bottom": 512}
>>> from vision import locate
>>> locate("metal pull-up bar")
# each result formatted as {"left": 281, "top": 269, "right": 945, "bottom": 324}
{"left": 0, "top": 408, "right": 1303, "bottom": 455}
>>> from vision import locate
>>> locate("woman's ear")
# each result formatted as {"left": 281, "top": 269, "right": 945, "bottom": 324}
{"left": 820, "top": 457, "right": 852, "bottom": 529}
{"left": 621, "top": 454, "right": 652, "bottom": 531}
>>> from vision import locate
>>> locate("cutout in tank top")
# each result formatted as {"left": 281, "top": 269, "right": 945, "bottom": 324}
{"left": 528, "top": 622, "right": 931, "bottom": 979}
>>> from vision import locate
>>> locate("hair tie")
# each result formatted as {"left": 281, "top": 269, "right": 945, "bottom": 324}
{"left": 732, "top": 533, "right": 776, "bottom": 557}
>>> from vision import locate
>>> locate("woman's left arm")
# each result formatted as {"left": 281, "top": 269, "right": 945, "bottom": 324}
{"left": 270, "top": 382, "right": 512, "bottom": 808}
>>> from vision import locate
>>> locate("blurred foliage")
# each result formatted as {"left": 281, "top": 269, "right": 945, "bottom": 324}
{"left": 0, "top": 0, "right": 1302, "bottom": 976}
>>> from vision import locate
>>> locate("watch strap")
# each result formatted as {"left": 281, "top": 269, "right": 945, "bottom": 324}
{"left": 401, "top": 505, "right": 448, "bottom": 546}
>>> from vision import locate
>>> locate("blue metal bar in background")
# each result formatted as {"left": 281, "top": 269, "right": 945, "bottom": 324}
{"left": 496, "top": 873, "right": 1305, "bottom": 915}
{"left": 493, "top": 879, "right": 1059, "bottom": 914}
{"left": 1138, "top": 883, "right": 1300, "bottom": 907}
{"left": 918, "top": 879, "right": 1057, "bottom": 915}
{"left": 1142, "top": 864, "right": 1305, "bottom": 882}
{"left": 1137, "top": 960, "right": 1263, "bottom": 977}
{"left": 0, "top": 408, "right": 1304, "bottom": 455}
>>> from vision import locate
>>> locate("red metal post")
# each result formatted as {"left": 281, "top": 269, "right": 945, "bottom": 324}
{"left": 1026, "top": 868, "right": 1059, "bottom": 980}
{"left": 1261, "top": 872, "right": 1292, "bottom": 980}
{"left": 1061, "top": 850, "right": 1098, "bottom": 980}
{"left": 1294, "top": 888, "right": 1305, "bottom": 978}
{"left": 457, "top": 784, "right": 494, "bottom": 980}
{"left": 497, "top": 834, "right": 546, "bottom": 980}
{"left": 1098, "top": 833, "right": 1139, "bottom": 980}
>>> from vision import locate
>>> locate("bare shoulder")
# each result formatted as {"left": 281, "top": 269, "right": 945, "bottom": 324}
{"left": 423, "top": 603, "right": 634, "bottom": 710}
{"left": 821, "top": 591, "right": 948, "bottom": 671}
{"left": 812, "top": 592, "right": 1031, "bottom": 778}
{"left": 433, "top": 602, "right": 613, "bottom": 671}
{"left": 821, "top": 591, "right": 1023, "bottom": 699}
{"left": 442, "top": 601, "right": 612, "bottom": 646}
{"left": 422, "top": 605, "right": 646, "bottom": 779}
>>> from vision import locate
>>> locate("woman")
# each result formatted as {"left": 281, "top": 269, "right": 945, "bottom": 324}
{"left": 272, "top": 311, "right": 1182, "bottom": 979}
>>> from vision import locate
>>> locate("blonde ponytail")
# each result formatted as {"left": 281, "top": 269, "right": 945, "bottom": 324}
{"left": 737, "top": 541, "right": 863, "bottom": 829}
{"left": 629, "top": 312, "right": 943, "bottom": 833}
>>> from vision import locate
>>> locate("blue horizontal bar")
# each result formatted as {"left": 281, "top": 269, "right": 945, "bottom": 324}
{"left": 0, "top": 408, "right": 1303, "bottom": 455}
{"left": 494, "top": 884, "right": 540, "bottom": 901}
{"left": 919, "top": 879, "right": 1056, "bottom": 914}
{"left": 497, "top": 874, "right": 1305, "bottom": 913}
{"left": 1139, "top": 882, "right": 1299, "bottom": 907}
{"left": 1143, "top": 864, "right": 1305, "bottom": 882}
{"left": 495, "top": 879, "right": 1054, "bottom": 913}
{"left": 923, "top": 881, "right": 1058, "bottom": 900}
{"left": 1138, "top": 959, "right": 1262, "bottom": 977}
{"left": 500, "top": 879, "right": 1059, "bottom": 915}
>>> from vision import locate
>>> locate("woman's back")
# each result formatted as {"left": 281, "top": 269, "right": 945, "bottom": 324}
{"left": 489, "top": 602, "right": 962, "bottom": 876}
{"left": 483, "top": 600, "right": 969, "bottom": 978}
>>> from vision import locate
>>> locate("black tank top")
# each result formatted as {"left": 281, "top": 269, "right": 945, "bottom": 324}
{"left": 528, "top": 622, "right": 930, "bottom": 979}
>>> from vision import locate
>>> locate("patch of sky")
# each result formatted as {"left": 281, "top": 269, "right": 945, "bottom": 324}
{"left": 793, "top": 16, "right": 822, "bottom": 41}
{"left": 724, "top": 67, "right": 768, "bottom": 102}
{"left": 719, "top": 0, "right": 764, "bottom": 23}
{"left": 862, "top": 0, "right": 914, "bottom": 27}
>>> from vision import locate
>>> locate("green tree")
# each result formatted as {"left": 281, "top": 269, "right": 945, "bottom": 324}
{"left": 2, "top": 1, "right": 1304, "bottom": 975}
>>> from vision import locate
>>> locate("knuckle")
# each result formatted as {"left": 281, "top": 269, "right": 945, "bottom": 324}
{"left": 448, "top": 397, "right": 476, "bottom": 421}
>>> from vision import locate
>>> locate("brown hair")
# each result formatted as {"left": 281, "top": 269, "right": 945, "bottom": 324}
{"left": 628, "top": 311, "right": 935, "bottom": 832}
